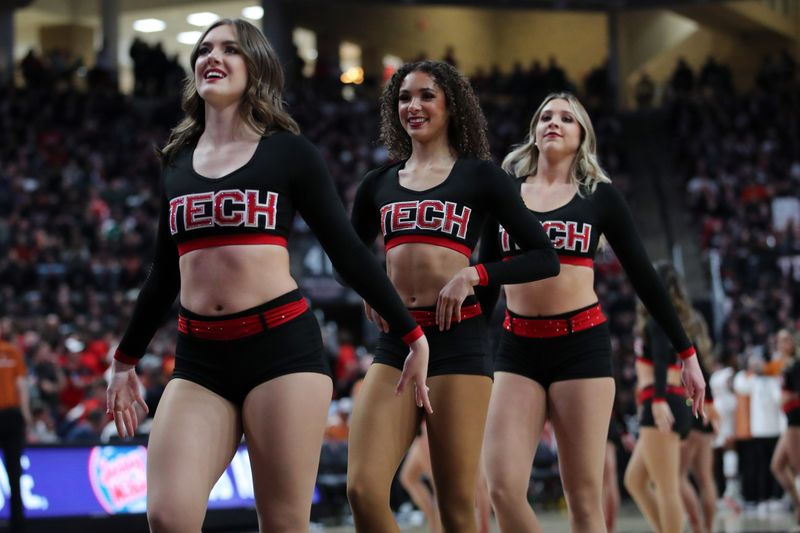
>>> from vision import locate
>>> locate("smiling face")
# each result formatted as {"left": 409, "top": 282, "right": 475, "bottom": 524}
{"left": 535, "top": 98, "right": 582, "bottom": 158}
{"left": 397, "top": 70, "right": 449, "bottom": 145}
{"left": 193, "top": 24, "right": 248, "bottom": 106}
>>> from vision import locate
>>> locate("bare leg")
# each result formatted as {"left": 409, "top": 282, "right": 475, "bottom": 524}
{"left": 425, "top": 374, "right": 492, "bottom": 533}
{"left": 549, "top": 378, "right": 615, "bottom": 533}
{"left": 399, "top": 433, "right": 442, "bottom": 533}
{"left": 624, "top": 438, "right": 662, "bottom": 532}
{"left": 680, "top": 432, "right": 706, "bottom": 533}
{"left": 483, "top": 372, "right": 547, "bottom": 533}
{"left": 788, "top": 428, "right": 800, "bottom": 523}
{"left": 773, "top": 430, "right": 800, "bottom": 522}
{"left": 242, "top": 373, "right": 332, "bottom": 532}
{"left": 474, "top": 460, "right": 492, "bottom": 533}
{"left": 347, "top": 364, "right": 422, "bottom": 532}
{"left": 602, "top": 442, "right": 620, "bottom": 533}
{"left": 692, "top": 433, "right": 717, "bottom": 533}
{"left": 146, "top": 379, "right": 242, "bottom": 532}
{"left": 639, "top": 428, "right": 684, "bottom": 533}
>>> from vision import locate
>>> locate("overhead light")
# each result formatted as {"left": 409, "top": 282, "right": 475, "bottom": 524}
{"left": 242, "top": 6, "right": 264, "bottom": 20}
{"left": 132, "top": 18, "right": 166, "bottom": 33}
{"left": 177, "top": 31, "right": 202, "bottom": 45}
{"left": 187, "top": 12, "right": 220, "bottom": 27}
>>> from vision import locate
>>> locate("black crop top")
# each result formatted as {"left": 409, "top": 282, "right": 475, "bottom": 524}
{"left": 642, "top": 319, "right": 680, "bottom": 400}
{"left": 164, "top": 135, "right": 296, "bottom": 256}
{"left": 115, "top": 132, "right": 424, "bottom": 363}
{"left": 351, "top": 158, "right": 559, "bottom": 289}
{"left": 480, "top": 180, "right": 695, "bottom": 358}
{"left": 785, "top": 361, "right": 800, "bottom": 394}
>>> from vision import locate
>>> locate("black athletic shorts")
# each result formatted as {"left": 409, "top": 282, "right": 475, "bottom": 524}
{"left": 639, "top": 386, "right": 692, "bottom": 439}
{"left": 373, "top": 296, "right": 492, "bottom": 378}
{"left": 173, "top": 289, "right": 330, "bottom": 405}
{"left": 494, "top": 303, "right": 612, "bottom": 388}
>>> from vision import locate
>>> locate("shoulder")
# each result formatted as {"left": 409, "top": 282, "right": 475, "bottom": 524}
{"left": 263, "top": 130, "right": 316, "bottom": 153}
{"left": 465, "top": 159, "right": 515, "bottom": 185}
{"left": 364, "top": 160, "right": 402, "bottom": 183}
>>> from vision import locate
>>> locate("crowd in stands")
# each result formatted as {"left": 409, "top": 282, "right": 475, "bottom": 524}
{"left": 2, "top": 41, "right": 799, "bottom": 517}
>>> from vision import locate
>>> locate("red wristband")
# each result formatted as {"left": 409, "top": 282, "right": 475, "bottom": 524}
{"left": 401, "top": 326, "right": 424, "bottom": 345}
{"left": 475, "top": 264, "right": 489, "bottom": 286}
{"left": 678, "top": 346, "right": 697, "bottom": 360}
{"left": 113, "top": 348, "right": 139, "bottom": 365}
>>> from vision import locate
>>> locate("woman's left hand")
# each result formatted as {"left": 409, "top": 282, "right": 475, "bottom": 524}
{"left": 681, "top": 355, "right": 706, "bottom": 419}
{"left": 436, "top": 267, "right": 478, "bottom": 331}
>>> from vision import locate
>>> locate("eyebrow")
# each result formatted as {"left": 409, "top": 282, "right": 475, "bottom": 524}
{"left": 199, "top": 40, "right": 239, "bottom": 47}
{"left": 399, "top": 86, "right": 438, "bottom": 93}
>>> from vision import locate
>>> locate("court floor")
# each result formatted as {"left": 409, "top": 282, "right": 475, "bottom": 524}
{"left": 314, "top": 502, "right": 800, "bottom": 532}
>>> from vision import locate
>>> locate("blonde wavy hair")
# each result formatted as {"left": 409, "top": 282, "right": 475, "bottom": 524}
{"left": 502, "top": 92, "right": 610, "bottom": 194}
{"left": 158, "top": 18, "right": 299, "bottom": 164}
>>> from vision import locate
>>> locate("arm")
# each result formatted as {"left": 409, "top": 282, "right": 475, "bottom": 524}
{"left": 474, "top": 163, "right": 559, "bottom": 287}
{"left": 598, "top": 184, "right": 705, "bottom": 413}
{"left": 474, "top": 216, "right": 502, "bottom": 321}
{"left": 646, "top": 321, "right": 672, "bottom": 401}
{"left": 114, "top": 195, "right": 180, "bottom": 364}
{"left": 290, "top": 140, "right": 420, "bottom": 343}
{"left": 599, "top": 184, "right": 693, "bottom": 356}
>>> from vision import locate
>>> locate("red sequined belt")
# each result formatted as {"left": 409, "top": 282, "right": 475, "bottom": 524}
{"left": 178, "top": 298, "right": 308, "bottom": 341}
{"left": 503, "top": 304, "right": 606, "bottom": 338}
{"left": 409, "top": 303, "right": 482, "bottom": 328}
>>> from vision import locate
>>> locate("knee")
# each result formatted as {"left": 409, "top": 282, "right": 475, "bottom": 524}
{"left": 148, "top": 505, "right": 195, "bottom": 533}
{"left": 258, "top": 510, "right": 307, "bottom": 532}
{"left": 486, "top": 472, "right": 528, "bottom": 510}
{"left": 623, "top": 467, "right": 644, "bottom": 495}
{"left": 438, "top": 492, "right": 477, "bottom": 532}
{"left": 346, "top": 476, "right": 385, "bottom": 512}
{"left": 563, "top": 484, "right": 603, "bottom": 523}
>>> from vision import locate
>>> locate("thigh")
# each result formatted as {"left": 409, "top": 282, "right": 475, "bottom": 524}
{"left": 483, "top": 372, "right": 547, "bottom": 488}
{"left": 348, "top": 364, "right": 422, "bottom": 487}
{"left": 146, "top": 379, "right": 242, "bottom": 510}
{"left": 681, "top": 432, "right": 701, "bottom": 476}
{"left": 425, "top": 374, "right": 493, "bottom": 494}
{"left": 549, "top": 378, "right": 615, "bottom": 494}
{"left": 242, "top": 372, "right": 333, "bottom": 518}
{"left": 787, "top": 428, "right": 800, "bottom": 472}
{"left": 639, "top": 428, "right": 682, "bottom": 490}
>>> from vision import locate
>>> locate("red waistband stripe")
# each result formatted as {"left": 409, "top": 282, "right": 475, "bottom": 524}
{"left": 503, "top": 304, "right": 606, "bottom": 338}
{"left": 784, "top": 398, "right": 800, "bottom": 414}
{"left": 385, "top": 235, "right": 472, "bottom": 258}
{"left": 638, "top": 385, "right": 687, "bottom": 404}
{"left": 178, "top": 234, "right": 288, "bottom": 256}
{"left": 558, "top": 256, "right": 594, "bottom": 268}
{"left": 635, "top": 356, "right": 682, "bottom": 372}
{"left": 177, "top": 298, "right": 308, "bottom": 341}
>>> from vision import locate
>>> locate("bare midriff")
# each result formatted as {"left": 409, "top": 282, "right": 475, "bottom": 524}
{"left": 386, "top": 243, "right": 472, "bottom": 307}
{"left": 635, "top": 361, "right": 683, "bottom": 393}
{"left": 179, "top": 244, "right": 297, "bottom": 315}
{"left": 504, "top": 263, "right": 596, "bottom": 317}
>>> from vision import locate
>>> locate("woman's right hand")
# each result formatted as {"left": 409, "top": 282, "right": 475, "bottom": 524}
{"left": 363, "top": 300, "right": 390, "bottom": 333}
{"left": 395, "top": 335, "right": 433, "bottom": 414}
{"left": 106, "top": 360, "right": 149, "bottom": 438}
{"left": 652, "top": 400, "right": 674, "bottom": 434}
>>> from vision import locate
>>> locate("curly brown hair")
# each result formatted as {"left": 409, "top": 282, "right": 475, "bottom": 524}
{"left": 379, "top": 61, "right": 490, "bottom": 161}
